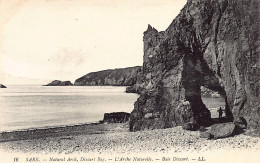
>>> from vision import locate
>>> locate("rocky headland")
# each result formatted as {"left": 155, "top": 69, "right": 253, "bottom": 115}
{"left": 0, "top": 84, "right": 7, "bottom": 88}
{"left": 129, "top": 0, "right": 260, "bottom": 137}
{"left": 44, "top": 80, "right": 73, "bottom": 86}
{"left": 74, "top": 66, "right": 141, "bottom": 86}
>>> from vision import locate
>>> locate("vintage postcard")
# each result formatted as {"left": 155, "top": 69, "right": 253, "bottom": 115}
{"left": 0, "top": 0, "right": 259, "bottom": 162}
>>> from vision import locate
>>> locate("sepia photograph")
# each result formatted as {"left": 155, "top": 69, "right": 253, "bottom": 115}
{"left": 0, "top": 0, "right": 259, "bottom": 162}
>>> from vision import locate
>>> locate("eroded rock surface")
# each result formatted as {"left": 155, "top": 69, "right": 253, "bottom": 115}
{"left": 130, "top": 0, "right": 260, "bottom": 135}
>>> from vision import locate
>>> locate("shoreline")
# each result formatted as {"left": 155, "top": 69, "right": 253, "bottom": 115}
{"left": 0, "top": 121, "right": 100, "bottom": 133}
{"left": 0, "top": 107, "right": 222, "bottom": 143}
{"left": 0, "top": 122, "right": 128, "bottom": 143}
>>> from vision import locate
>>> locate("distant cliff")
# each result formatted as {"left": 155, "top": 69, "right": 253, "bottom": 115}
{"left": 130, "top": 0, "right": 260, "bottom": 136}
{"left": 0, "top": 84, "right": 7, "bottom": 88}
{"left": 44, "top": 80, "right": 73, "bottom": 86}
{"left": 74, "top": 66, "right": 142, "bottom": 86}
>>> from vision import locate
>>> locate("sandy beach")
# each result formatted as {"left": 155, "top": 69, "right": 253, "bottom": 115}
{"left": 0, "top": 122, "right": 259, "bottom": 155}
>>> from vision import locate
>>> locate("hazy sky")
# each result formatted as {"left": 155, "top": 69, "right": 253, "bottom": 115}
{"left": 0, "top": 0, "right": 187, "bottom": 85}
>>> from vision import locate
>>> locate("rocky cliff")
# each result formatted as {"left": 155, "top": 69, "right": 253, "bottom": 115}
{"left": 130, "top": 0, "right": 260, "bottom": 135}
{"left": 44, "top": 80, "right": 73, "bottom": 86}
{"left": 74, "top": 66, "right": 142, "bottom": 86}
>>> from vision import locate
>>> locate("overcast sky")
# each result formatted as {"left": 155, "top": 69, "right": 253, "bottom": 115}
{"left": 0, "top": 0, "right": 187, "bottom": 85}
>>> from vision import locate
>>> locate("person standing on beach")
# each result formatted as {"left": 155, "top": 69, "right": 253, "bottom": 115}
{"left": 217, "top": 107, "right": 223, "bottom": 119}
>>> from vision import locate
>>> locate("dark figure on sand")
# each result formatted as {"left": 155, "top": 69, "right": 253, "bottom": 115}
{"left": 217, "top": 107, "right": 223, "bottom": 119}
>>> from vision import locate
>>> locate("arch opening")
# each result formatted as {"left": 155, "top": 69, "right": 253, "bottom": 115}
{"left": 181, "top": 53, "right": 234, "bottom": 125}
{"left": 201, "top": 86, "right": 232, "bottom": 123}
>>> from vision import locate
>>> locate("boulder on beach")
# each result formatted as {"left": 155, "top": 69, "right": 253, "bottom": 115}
{"left": 44, "top": 80, "right": 73, "bottom": 86}
{"left": 200, "top": 132, "right": 212, "bottom": 139}
{"left": 102, "top": 112, "right": 130, "bottom": 123}
{"left": 0, "top": 84, "right": 7, "bottom": 88}
{"left": 209, "top": 122, "right": 236, "bottom": 139}
{"left": 182, "top": 122, "right": 199, "bottom": 131}
{"left": 125, "top": 86, "right": 137, "bottom": 93}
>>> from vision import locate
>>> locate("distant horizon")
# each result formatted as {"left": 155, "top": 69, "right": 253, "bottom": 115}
{"left": 1, "top": 65, "right": 143, "bottom": 86}
{"left": 0, "top": 0, "right": 187, "bottom": 85}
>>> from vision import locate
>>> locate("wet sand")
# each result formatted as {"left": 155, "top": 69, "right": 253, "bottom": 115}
{"left": 0, "top": 123, "right": 128, "bottom": 143}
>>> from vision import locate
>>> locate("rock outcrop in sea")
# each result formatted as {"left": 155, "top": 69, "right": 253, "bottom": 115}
{"left": 44, "top": 80, "right": 73, "bottom": 86}
{"left": 0, "top": 84, "right": 7, "bottom": 88}
{"left": 74, "top": 66, "right": 142, "bottom": 86}
{"left": 102, "top": 112, "right": 130, "bottom": 123}
{"left": 129, "top": 0, "right": 260, "bottom": 136}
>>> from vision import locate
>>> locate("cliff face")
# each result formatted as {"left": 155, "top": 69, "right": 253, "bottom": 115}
{"left": 44, "top": 80, "right": 73, "bottom": 86}
{"left": 130, "top": 0, "right": 260, "bottom": 135}
{"left": 74, "top": 66, "right": 142, "bottom": 86}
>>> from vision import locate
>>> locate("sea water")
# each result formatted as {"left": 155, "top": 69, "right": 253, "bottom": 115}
{"left": 0, "top": 85, "right": 139, "bottom": 132}
{"left": 0, "top": 85, "right": 225, "bottom": 132}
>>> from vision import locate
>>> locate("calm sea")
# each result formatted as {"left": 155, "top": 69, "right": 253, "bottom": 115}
{"left": 0, "top": 85, "right": 139, "bottom": 132}
{"left": 0, "top": 85, "right": 225, "bottom": 132}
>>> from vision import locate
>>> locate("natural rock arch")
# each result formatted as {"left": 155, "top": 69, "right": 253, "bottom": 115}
{"left": 130, "top": 0, "right": 260, "bottom": 135}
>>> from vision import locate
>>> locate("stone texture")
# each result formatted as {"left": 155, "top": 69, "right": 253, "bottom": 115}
{"left": 44, "top": 80, "right": 73, "bottom": 86}
{"left": 102, "top": 112, "right": 130, "bottom": 123}
{"left": 130, "top": 0, "right": 260, "bottom": 136}
{"left": 199, "top": 126, "right": 207, "bottom": 132}
{"left": 210, "top": 122, "right": 236, "bottom": 139}
{"left": 74, "top": 66, "right": 142, "bottom": 86}
{"left": 234, "top": 117, "right": 247, "bottom": 129}
{"left": 200, "top": 132, "right": 212, "bottom": 139}
{"left": 125, "top": 86, "right": 137, "bottom": 93}
{"left": 182, "top": 122, "right": 200, "bottom": 131}
{"left": 0, "top": 84, "right": 7, "bottom": 88}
